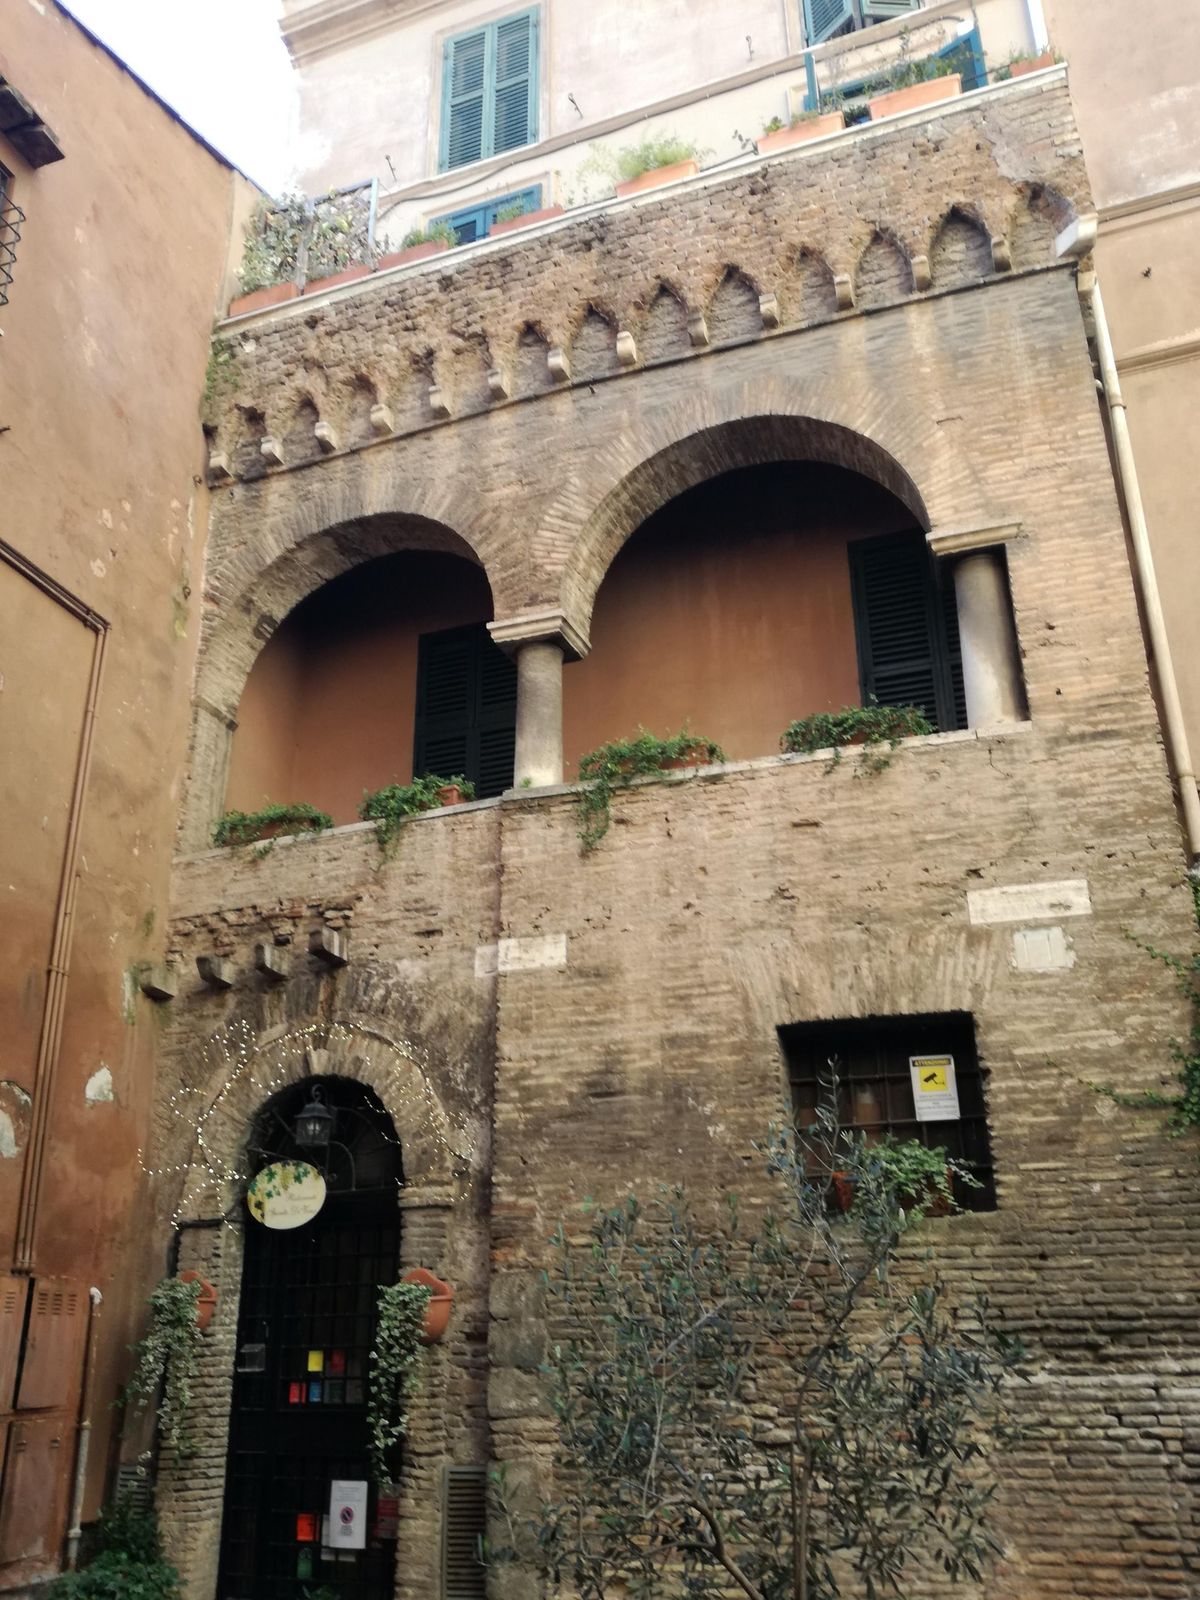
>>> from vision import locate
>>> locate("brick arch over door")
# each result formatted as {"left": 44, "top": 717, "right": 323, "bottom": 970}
{"left": 182, "top": 499, "right": 510, "bottom": 850}
{"left": 543, "top": 377, "right": 950, "bottom": 640}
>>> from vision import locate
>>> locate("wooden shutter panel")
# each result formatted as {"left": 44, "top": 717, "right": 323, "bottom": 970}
{"left": 0, "top": 1276, "right": 28, "bottom": 1411}
{"left": 442, "top": 1465, "right": 487, "bottom": 1600}
{"left": 413, "top": 625, "right": 517, "bottom": 797}
{"left": 491, "top": 12, "right": 537, "bottom": 155}
{"left": 442, "top": 28, "right": 487, "bottom": 170}
{"left": 16, "top": 1278, "right": 84, "bottom": 1410}
{"left": 0, "top": 1416, "right": 70, "bottom": 1567}
{"left": 804, "top": 0, "right": 854, "bottom": 45}
{"left": 849, "top": 531, "right": 962, "bottom": 732}
{"left": 864, "top": 0, "right": 921, "bottom": 18}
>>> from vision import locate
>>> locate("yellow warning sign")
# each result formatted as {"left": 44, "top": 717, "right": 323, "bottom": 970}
{"left": 915, "top": 1060, "right": 949, "bottom": 1093}
{"left": 908, "top": 1055, "right": 960, "bottom": 1121}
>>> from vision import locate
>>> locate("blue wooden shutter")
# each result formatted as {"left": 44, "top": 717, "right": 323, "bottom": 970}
{"left": 803, "top": 0, "right": 854, "bottom": 45}
{"left": 491, "top": 11, "right": 538, "bottom": 155}
{"left": 441, "top": 27, "right": 487, "bottom": 170}
{"left": 413, "top": 625, "right": 517, "bottom": 796}
{"left": 848, "top": 532, "right": 963, "bottom": 731}
{"left": 864, "top": 0, "right": 921, "bottom": 19}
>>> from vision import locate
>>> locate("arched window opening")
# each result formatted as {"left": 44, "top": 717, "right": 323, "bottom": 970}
{"left": 225, "top": 549, "right": 516, "bottom": 825}
{"left": 219, "top": 1077, "right": 403, "bottom": 1600}
{"left": 562, "top": 462, "right": 964, "bottom": 776}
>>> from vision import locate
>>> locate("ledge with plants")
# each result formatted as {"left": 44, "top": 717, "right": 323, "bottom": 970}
{"left": 757, "top": 108, "right": 845, "bottom": 154}
{"left": 780, "top": 703, "right": 933, "bottom": 774}
{"left": 994, "top": 46, "right": 1062, "bottom": 81}
{"left": 378, "top": 220, "right": 459, "bottom": 269}
{"left": 359, "top": 774, "right": 476, "bottom": 852}
{"left": 576, "top": 728, "right": 726, "bottom": 850}
{"left": 613, "top": 135, "right": 705, "bottom": 198}
{"left": 229, "top": 189, "right": 376, "bottom": 317}
{"left": 212, "top": 802, "right": 333, "bottom": 849}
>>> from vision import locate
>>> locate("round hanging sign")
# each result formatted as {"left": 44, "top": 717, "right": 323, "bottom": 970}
{"left": 246, "top": 1160, "right": 327, "bottom": 1230}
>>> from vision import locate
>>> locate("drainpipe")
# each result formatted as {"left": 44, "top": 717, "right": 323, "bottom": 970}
{"left": 65, "top": 1288, "right": 103, "bottom": 1570}
{"left": 1059, "top": 220, "right": 1200, "bottom": 863}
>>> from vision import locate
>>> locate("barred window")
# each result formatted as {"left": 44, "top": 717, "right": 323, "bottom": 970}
{"left": 0, "top": 166, "right": 23, "bottom": 307}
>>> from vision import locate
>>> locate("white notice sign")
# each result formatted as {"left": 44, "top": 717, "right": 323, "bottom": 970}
{"left": 329, "top": 1479, "right": 369, "bottom": 1551}
{"left": 909, "top": 1055, "right": 961, "bottom": 1122}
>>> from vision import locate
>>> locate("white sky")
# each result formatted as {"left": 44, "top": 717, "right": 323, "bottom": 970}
{"left": 64, "top": 0, "right": 300, "bottom": 190}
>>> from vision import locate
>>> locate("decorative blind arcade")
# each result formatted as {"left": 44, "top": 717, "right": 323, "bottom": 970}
{"left": 440, "top": 10, "right": 539, "bottom": 171}
{"left": 413, "top": 624, "right": 517, "bottom": 798}
{"left": 849, "top": 531, "right": 966, "bottom": 733}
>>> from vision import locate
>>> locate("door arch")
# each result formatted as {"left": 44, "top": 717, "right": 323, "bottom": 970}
{"left": 218, "top": 1076, "right": 403, "bottom": 1600}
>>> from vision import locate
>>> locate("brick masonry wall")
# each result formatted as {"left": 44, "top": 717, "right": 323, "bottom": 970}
{"left": 146, "top": 70, "right": 1200, "bottom": 1600}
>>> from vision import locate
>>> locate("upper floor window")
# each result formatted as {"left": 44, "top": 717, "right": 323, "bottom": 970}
{"left": 413, "top": 623, "right": 517, "bottom": 797}
{"left": 803, "top": 0, "right": 922, "bottom": 47}
{"left": 439, "top": 9, "right": 540, "bottom": 172}
{"left": 435, "top": 185, "right": 542, "bottom": 245}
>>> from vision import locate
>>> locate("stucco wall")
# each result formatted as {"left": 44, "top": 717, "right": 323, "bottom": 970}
{"left": 0, "top": 0, "right": 252, "bottom": 1559}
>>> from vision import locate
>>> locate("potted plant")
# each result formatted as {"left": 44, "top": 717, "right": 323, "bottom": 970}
{"left": 178, "top": 1270, "right": 218, "bottom": 1333}
{"left": 359, "top": 774, "right": 470, "bottom": 849}
{"left": 489, "top": 200, "right": 565, "bottom": 236}
{"left": 780, "top": 703, "right": 933, "bottom": 774}
{"left": 401, "top": 1266, "right": 455, "bottom": 1342}
{"left": 868, "top": 51, "right": 962, "bottom": 121}
{"left": 614, "top": 135, "right": 704, "bottom": 198}
{"left": 757, "top": 107, "right": 845, "bottom": 154}
{"left": 211, "top": 802, "right": 334, "bottom": 848}
{"left": 377, "top": 221, "right": 457, "bottom": 270}
{"left": 997, "top": 46, "right": 1063, "bottom": 79}
{"left": 575, "top": 728, "right": 726, "bottom": 850}
{"left": 435, "top": 776, "right": 476, "bottom": 808}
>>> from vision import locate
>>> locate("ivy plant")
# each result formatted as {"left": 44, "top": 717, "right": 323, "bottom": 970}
{"left": 359, "top": 775, "right": 476, "bottom": 851}
{"left": 212, "top": 802, "right": 333, "bottom": 848}
{"left": 576, "top": 729, "right": 726, "bottom": 851}
{"left": 125, "top": 1277, "right": 203, "bottom": 1458}
{"left": 615, "top": 134, "right": 703, "bottom": 182}
{"left": 368, "top": 1280, "right": 432, "bottom": 1486}
{"left": 47, "top": 1498, "right": 180, "bottom": 1599}
{"left": 239, "top": 188, "right": 375, "bottom": 293}
{"left": 780, "top": 703, "right": 933, "bottom": 773}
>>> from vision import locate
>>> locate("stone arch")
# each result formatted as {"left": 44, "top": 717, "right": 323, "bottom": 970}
{"left": 1009, "top": 183, "right": 1076, "bottom": 269}
{"left": 854, "top": 229, "right": 914, "bottom": 310}
{"left": 707, "top": 267, "right": 762, "bottom": 343}
{"left": 637, "top": 282, "right": 690, "bottom": 362}
{"left": 182, "top": 474, "right": 516, "bottom": 848}
{"left": 570, "top": 304, "right": 621, "bottom": 382}
{"left": 930, "top": 206, "right": 993, "bottom": 287}
{"left": 548, "top": 379, "right": 937, "bottom": 636}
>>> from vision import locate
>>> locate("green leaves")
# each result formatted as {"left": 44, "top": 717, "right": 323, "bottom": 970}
{"left": 359, "top": 775, "right": 476, "bottom": 851}
{"left": 212, "top": 802, "right": 333, "bottom": 848}
{"left": 780, "top": 704, "right": 933, "bottom": 775}
{"left": 614, "top": 135, "right": 704, "bottom": 182}
{"left": 575, "top": 728, "right": 726, "bottom": 849}
{"left": 368, "top": 1280, "right": 432, "bottom": 1485}
{"left": 124, "top": 1277, "right": 203, "bottom": 1458}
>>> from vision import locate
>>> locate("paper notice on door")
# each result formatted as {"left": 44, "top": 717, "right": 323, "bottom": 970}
{"left": 909, "top": 1055, "right": 961, "bottom": 1122}
{"left": 329, "top": 1479, "right": 369, "bottom": 1551}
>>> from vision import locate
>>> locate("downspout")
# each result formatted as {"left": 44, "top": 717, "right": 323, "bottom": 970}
{"left": 65, "top": 1287, "right": 103, "bottom": 1570}
{"left": 1058, "top": 221, "right": 1200, "bottom": 864}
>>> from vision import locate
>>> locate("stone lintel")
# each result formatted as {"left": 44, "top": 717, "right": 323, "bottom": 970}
{"left": 488, "top": 609, "right": 589, "bottom": 662}
{"left": 926, "top": 520, "right": 1024, "bottom": 559}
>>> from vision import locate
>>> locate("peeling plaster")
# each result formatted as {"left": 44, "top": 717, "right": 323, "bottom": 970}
{"left": 85, "top": 1065, "right": 115, "bottom": 1103}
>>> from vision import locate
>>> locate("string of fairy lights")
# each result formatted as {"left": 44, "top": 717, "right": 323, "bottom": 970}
{"left": 139, "top": 1016, "right": 480, "bottom": 1228}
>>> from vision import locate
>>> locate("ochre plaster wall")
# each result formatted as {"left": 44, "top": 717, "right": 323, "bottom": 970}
{"left": 227, "top": 553, "right": 494, "bottom": 823}
{"left": 562, "top": 464, "right": 907, "bottom": 774}
{"left": 0, "top": 0, "right": 252, "bottom": 1552}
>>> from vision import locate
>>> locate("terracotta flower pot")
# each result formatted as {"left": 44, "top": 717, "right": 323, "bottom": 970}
{"left": 376, "top": 240, "right": 450, "bottom": 270}
{"left": 227, "top": 281, "right": 299, "bottom": 318}
{"left": 829, "top": 1172, "right": 856, "bottom": 1213}
{"left": 615, "top": 158, "right": 699, "bottom": 198}
{"left": 1010, "top": 51, "right": 1058, "bottom": 77}
{"left": 403, "top": 1267, "right": 454, "bottom": 1343}
{"left": 304, "top": 261, "right": 373, "bottom": 294}
{"left": 756, "top": 112, "right": 845, "bottom": 154}
{"left": 488, "top": 205, "right": 565, "bottom": 236}
{"left": 658, "top": 744, "right": 717, "bottom": 771}
{"left": 179, "top": 1270, "right": 218, "bottom": 1332}
{"left": 437, "top": 784, "right": 465, "bottom": 807}
{"left": 868, "top": 74, "right": 962, "bottom": 122}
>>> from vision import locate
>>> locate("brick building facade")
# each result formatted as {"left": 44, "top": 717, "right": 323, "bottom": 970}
{"left": 142, "top": 69, "right": 1200, "bottom": 1600}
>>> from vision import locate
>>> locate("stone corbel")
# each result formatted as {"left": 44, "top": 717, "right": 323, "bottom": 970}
{"left": 260, "top": 437, "right": 284, "bottom": 468}
{"left": 488, "top": 608, "right": 589, "bottom": 662}
{"left": 615, "top": 330, "right": 638, "bottom": 367}
{"left": 139, "top": 965, "right": 177, "bottom": 1003}
{"left": 428, "top": 385, "right": 452, "bottom": 420}
{"left": 207, "top": 450, "right": 232, "bottom": 483}
{"left": 926, "top": 520, "right": 1024, "bottom": 559}
{"left": 990, "top": 234, "right": 1012, "bottom": 272}
{"left": 759, "top": 293, "right": 781, "bottom": 328}
{"left": 313, "top": 421, "right": 339, "bottom": 454}
{"left": 487, "top": 366, "right": 511, "bottom": 401}
{"left": 547, "top": 346, "right": 571, "bottom": 383}
{"left": 910, "top": 254, "right": 932, "bottom": 292}
{"left": 833, "top": 274, "right": 854, "bottom": 311}
{"left": 309, "top": 927, "right": 349, "bottom": 967}
{"left": 369, "top": 401, "right": 395, "bottom": 436}
{"left": 196, "top": 954, "right": 234, "bottom": 990}
{"left": 687, "top": 311, "right": 710, "bottom": 348}
{"left": 254, "top": 942, "right": 290, "bottom": 983}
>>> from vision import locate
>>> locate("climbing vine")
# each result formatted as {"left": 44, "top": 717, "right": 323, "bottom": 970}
{"left": 212, "top": 802, "right": 333, "bottom": 848}
{"left": 576, "top": 729, "right": 726, "bottom": 850}
{"left": 780, "top": 703, "right": 933, "bottom": 773}
{"left": 368, "top": 1280, "right": 431, "bottom": 1485}
{"left": 125, "top": 1277, "right": 203, "bottom": 1458}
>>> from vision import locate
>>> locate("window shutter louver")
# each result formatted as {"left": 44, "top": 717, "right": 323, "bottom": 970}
{"left": 864, "top": 0, "right": 921, "bottom": 19}
{"left": 849, "top": 531, "right": 964, "bottom": 732}
{"left": 803, "top": 0, "right": 855, "bottom": 45}
{"left": 413, "top": 625, "right": 517, "bottom": 797}
{"left": 443, "top": 29, "right": 487, "bottom": 169}
{"left": 492, "top": 13, "right": 537, "bottom": 154}
{"left": 442, "top": 1465, "right": 487, "bottom": 1600}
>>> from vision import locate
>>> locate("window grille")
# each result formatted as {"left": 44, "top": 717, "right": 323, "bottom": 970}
{"left": 0, "top": 171, "right": 24, "bottom": 307}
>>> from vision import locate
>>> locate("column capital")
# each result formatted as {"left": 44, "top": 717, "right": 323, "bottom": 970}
{"left": 926, "top": 521, "right": 1024, "bottom": 559}
{"left": 488, "top": 608, "right": 589, "bottom": 661}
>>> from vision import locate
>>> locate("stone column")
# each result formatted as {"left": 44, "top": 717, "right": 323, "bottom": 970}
{"left": 952, "top": 550, "right": 1024, "bottom": 727}
{"left": 513, "top": 641, "right": 564, "bottom": 787}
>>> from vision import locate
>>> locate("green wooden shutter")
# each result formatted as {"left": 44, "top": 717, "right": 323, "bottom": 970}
{"left": 848, "top": 531, "right": 963, "bottom": 732}
{"left": 803, "top": 0, "right": 854, "bottom": 45}
{"left": 413, "top": 624, "right": 517, "bottom": 796}
{"left": 864, "top": 0, "right": 921, "bottom": 19}
{"left": 441, "top": 27, "right": 487, "bottom": 170}
{"left": 491, "top": 11, "right": 538, "bottom": 154}
{"left": 442, "top": 1466, "right": 487, "bottom": 1600}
